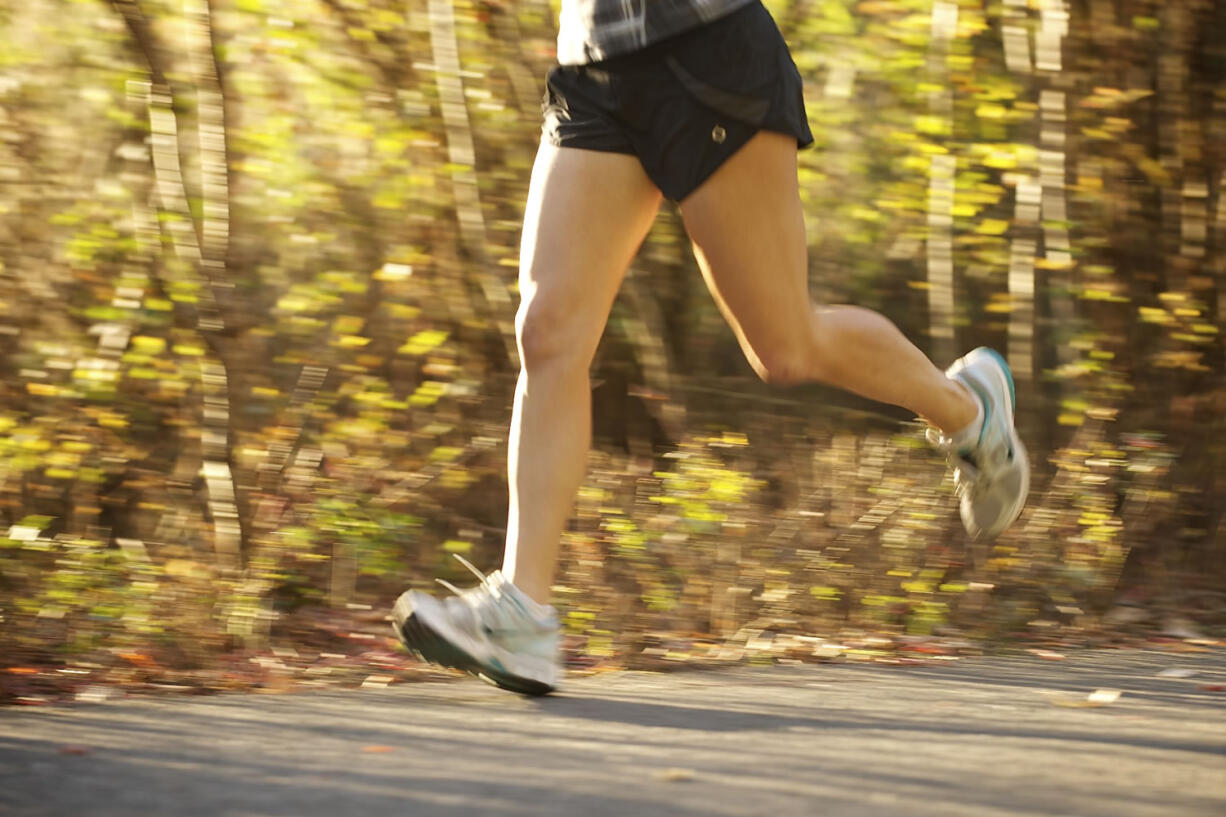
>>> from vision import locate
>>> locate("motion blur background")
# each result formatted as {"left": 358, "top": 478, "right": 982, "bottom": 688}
{"left": 2, "top": 0, "right": 1224, "bottom": 698}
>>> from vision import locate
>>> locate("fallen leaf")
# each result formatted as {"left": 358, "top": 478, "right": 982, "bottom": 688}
{"left": 1152, "top": 640, "right": 1210, "bottom": 653}
{"left": 902, "top": 644, "right": 953, "bottom": 655}
{"left": 1028, "top": 649, "right": 1066, "bottom": 660}
{"left": 1198, "top": 685, "right": 1225, "bottom": 692}
{"left": 654, "top": 768, "right": 695, "bottom": 782}
{"left": 76, "top": 685, "right": 122, "bottom": 703}
{"left": 361, "top": 745, "right": 398, "bottom": 753}
{"left": 1088, "top": 688, "right": 1122, "bottom": 704}
{"left": 1156, "top": 668, "right": 1196, "bottom": 678}
{"left": 1050, "top": 688, "right": 1122, "bottom": 708}
{"left": 116, "top": 651, "right": 158, "bottom": 668}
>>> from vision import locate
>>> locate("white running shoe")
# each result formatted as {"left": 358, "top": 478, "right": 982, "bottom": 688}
{"left": 392, "top": 555, "right": 561, "bottom": 695}
{"left": 928, "top": 347, "right": 1030, "bottom": 540}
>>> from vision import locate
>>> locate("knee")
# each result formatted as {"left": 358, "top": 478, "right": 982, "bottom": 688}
{"left": 516, "top": 301, "right": 590, "bottom": 373}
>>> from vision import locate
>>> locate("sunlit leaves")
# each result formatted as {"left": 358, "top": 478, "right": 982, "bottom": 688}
{"left": 0, "top": 0, "right": 1222, "bottom": 687}
{"left": 398, "top": 329, "right": 449, "bottom": 355}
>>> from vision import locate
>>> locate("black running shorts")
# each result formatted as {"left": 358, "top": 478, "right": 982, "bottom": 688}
{"left": 541, "top": 1, "right": 814, "bottom": 202}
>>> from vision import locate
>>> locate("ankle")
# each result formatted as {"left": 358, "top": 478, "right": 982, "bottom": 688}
{"left": 494, "top": 573, "right": 555, "bottom": 617}
{"left": 518, "top": 584, "right": 553, "bottom": 608}
{"left": 933, "top": 380, "right": 979, "bottom": 435}
{"left": 945, "top": 385, "right": 984, "bottom": 450}
{"left": 500, "top": 569, "right": 551, "bottom": 607}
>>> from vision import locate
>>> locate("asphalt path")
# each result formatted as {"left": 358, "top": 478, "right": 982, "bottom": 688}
{"left": 2, "top": 649, "right": 1224, "bottom": 816}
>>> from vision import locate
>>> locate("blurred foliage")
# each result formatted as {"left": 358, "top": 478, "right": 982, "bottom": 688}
{"left": 2, "top": 0, "right": 1225, "bottom": 696}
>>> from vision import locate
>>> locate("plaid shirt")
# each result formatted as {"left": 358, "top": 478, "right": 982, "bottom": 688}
{"left": 557, "top": 0, "right": 757, "bottom": 65}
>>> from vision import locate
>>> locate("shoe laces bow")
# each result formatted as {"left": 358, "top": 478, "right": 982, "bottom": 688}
{"left": 926, "top": 427, "right": 982, "bottom": 499}
{"left": 434, "top": 554, "right": 523, "bottom": 633}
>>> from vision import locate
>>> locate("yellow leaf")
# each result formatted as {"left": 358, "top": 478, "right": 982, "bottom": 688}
{"left": 429, "top": 445, "right": 463, "bottom": 463}
{"left": 99, "top": 414, "right": 128, "bottom": 429}
{"left": 374, "top": 263, "right": 413, "bottom": 281}
{"left": 164, "top": 559, "right": 213, "bottom": 580}
{"left": 398, "top": 330, "right": 450, "bottom": 356}
{"left": 975, "top": 219, "right": 1010, "bottom": 235}
{"left": 914, "top": 115, "right": 950, "bottom": 136}
{"left": 131, "top": 336, "right": 166, "bottom": 354}
{"left": 983, "top": 152, "right": 1018, "bottom": 169}
{"left": 277, "top": 295, "right": 313, "bottom": 312}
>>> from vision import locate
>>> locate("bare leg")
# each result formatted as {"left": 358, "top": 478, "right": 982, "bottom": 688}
{"left": 679, "top": 131, "right": 976, "bottom": 434}
{"left": 502, "top": 144, "right": 662, "bottom": 604}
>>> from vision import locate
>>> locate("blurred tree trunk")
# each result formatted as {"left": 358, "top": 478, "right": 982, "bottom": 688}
{"left": 1036, "top": 0, "right": 1075, "bottom": 372}
{"left": 111, "top": 0, "right": 248, "bottom": 570}
{"left": 427, "top": 0, "right": 519, "bottom": 368}
{"left": 1003, "top": 0, "right": 1037, "bottom": 383}
{"left": 925, "top": 1, "right": 958, "bottom": 364}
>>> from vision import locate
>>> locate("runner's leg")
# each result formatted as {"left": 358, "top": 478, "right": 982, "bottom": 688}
{"left": 502, "top": 143, "right": 662, "bottom": 603}
{"left": 678, "top": 131, "right": 976, "bottom": 433}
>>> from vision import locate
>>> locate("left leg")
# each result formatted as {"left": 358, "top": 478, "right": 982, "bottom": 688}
{"left": 678, "top": 130, "right": 975, "bottom": 434}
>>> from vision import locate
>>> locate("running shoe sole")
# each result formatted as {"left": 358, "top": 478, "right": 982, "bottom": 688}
{"left": 391, "top": 592, "right": 555, "bottom": 697}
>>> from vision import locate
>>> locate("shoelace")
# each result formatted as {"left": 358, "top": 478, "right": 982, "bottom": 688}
{"left": 434, "top": 554, "right": 531, "bottom": 635}
{"left": 435, "top": 552, "right": 495, "bottom": 598}
{"left": 926, "top": 427, "right": 982, "bottom": 499}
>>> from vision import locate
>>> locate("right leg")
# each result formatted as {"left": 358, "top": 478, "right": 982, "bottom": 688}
{"left": 502, "top": 144, "right": 662, "bottom": 603}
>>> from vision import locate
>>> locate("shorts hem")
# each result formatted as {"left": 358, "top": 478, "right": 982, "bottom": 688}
{"left": 541, "top": 133, "right": 638, "bottom": 157}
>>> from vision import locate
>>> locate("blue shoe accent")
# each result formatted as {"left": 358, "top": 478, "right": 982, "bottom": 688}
{"left": 980, "top": 347, "right": 1015, "bottom": 411}
{"left": 965, "top": 382, "right": 992, "bottom": 452}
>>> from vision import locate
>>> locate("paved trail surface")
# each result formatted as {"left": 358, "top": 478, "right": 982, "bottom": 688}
{"left": 2, "top": 649, "right": 1224, "bottom": 816}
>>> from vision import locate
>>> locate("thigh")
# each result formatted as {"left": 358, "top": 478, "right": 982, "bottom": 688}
{"left": 678, "top": 130, "right": 812, "bottom": 365}
{"left": 517, "top": 143, "right": 662, "bottom": 362}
